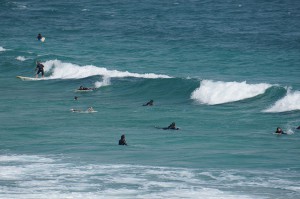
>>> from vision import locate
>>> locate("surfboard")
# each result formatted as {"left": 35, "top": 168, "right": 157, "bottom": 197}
{"left": 70, "top": 109, "right": 97, "bottom": 113}
{"left": 16, "top": 76, "right": 42, "bottom": 81}
{"left": 155, "top": 126, "right": 179, "bottom": 130}
{"left": 41, "top": 37, "right": 45, "bottom": 42}
{"left": 74, "top": 88, "right": 95, "bottom": 92}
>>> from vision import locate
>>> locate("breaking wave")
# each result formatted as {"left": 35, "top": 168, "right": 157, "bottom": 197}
{"left": 191, "top": 80, "right": 272, "bottom": 105}
{"left": 263, "top": 89, "right": 300, "bottom": 113}
{"left": 43, "top": 60, "right": 171, "bottom": 80}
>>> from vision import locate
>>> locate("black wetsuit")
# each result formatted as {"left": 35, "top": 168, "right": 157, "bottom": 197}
{"left": 119, "top": 138, "right": 127, "bottom": 145}
{"left": 36, "top": 63, "right": 44, "bottom": 76}
{"left": 275, "top": 131, "right": 286, "bottom": 134}
{"left": 37, "top": 34, "right": 42, "bottom": 40}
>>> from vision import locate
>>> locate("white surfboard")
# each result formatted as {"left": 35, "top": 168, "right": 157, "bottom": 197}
{"left": 70, "top": 109, "right": 97, "bottom": 113}
{"left": 41, "top": 37, "right": 45, "bottom": 42}
{"left": 74, "top": 89, "right": 94, "bottom": 92}
{"left": 16, "top": 76, "right": 44, "bottom": 81}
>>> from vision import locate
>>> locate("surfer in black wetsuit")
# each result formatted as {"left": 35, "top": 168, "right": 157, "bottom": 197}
{"left": 37, "top": 33, "right": 42, "bottom": 41}
{"left": 163, "top": 122, "right": 179, "bottom": 130}
{"left": 119, "top": 134, "right": 127, "bottom": 145}
{"left": 35, "top": 61, "right": 45, "bottom": 78}
{"left": 275, "top": 127, "right": 286, "bottom": 135}
{"left": 297, "top": 126, "right": 300, "bottom": 130}
{"left": 143, "top": 100, "right": 154, "bottom": 106}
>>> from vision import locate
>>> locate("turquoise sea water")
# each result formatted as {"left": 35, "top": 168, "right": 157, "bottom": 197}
{"left": 1, "top": 1, "right": 300, "bottom": 198}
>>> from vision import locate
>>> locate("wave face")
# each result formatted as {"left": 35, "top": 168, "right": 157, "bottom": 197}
{"left": 43, "top": 60, "right": 172, "bottom": 80}
{"left": 263, "top": 89, "right": 300, "bottom": 112}
{"left": 191, "top": 80, "right": 272, "bottom": 105}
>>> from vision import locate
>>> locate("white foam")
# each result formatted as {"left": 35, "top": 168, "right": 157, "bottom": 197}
{"left": 0, "top": 154, "right": 262, "bottom": 199}
{"left": 43, "top": 60, "right": 171, "bottom": 80}
{"left": 16, "top": 56, "right": 27, "bottom": 61}
{"left": 0, "top": 46, "right": 7, "bottom": 52}
{"left": 263, "top": 89, "right": 300, "bottom": 112}
{"left": 191, "top": 80, "right": 272, "bottom": 105}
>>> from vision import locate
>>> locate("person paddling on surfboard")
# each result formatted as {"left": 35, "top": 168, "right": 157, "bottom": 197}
{"left": 143, "top": 100, "right": 154, "bottom": 106}
{"left": 162, "top": 122, "right": 179, "bottom": 130}
{"left": 275, "top": 127, "right": 286, "bottom": 135}
{"left": 35, "top": 61, "right": 45, "bottom": 78}
{"left": 78, "top": 85, "right": 95, "bottom": 91}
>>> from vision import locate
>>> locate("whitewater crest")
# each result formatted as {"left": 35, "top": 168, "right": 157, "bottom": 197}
{"left": 191, "top": 80, "right": 272, "bottom": 105}
{"left": 0, "top": 46, "right": 7, "bottom": 52}
{"left": 43, "top": 60, "right": 171, "bottom": 80}
{"left": 263, "top": 88, "right": 300, "bottom": 113}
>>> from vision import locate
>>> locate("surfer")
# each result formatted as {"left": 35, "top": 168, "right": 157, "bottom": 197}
{"left": 297, "top": 126, "right": 300, "bottom": 130}
{"left": 275, "top": 127, "right": 286, "bottom": 135}
{"left": 37, "top": 33, "right": 42, "bottom": 41}
{"left": 74, "top": 96, "right": 78, "bottom": 100}
{"left": 163, "top": 122, "right": 179, "bottom": 130}
{"left": 78, "top": 86, "right": 94, "bottom": 90}
{"left": 35, "top": 61, "right": 45, "bottom": 78}
{"left": 143, "top": 100, "right": 154, "bottom": 106}
{"left": 119, "top": 134, "right": 127, "bottom": 145}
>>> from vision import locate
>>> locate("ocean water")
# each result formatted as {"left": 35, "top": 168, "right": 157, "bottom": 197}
{"left": 1, "top": 0, "right": 300, "bottom": 198}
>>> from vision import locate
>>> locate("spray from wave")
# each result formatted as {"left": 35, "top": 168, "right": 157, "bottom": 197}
{"left": 0, "top": 47, "right": 7, "bottom": 52}
{"left": 191, "top": 80, "right": 272, "bottom": 105}
{"left": 16, "top": 56, "right": 27, "bottom": 61}
{"left": 43, "top": 60, "right": 171, "bottom": 80}
{"left": 94, "top": 76, "right": 111, "bottom": 88}
{"left": 263, "top": 88, "right": 300, "bottom": 113}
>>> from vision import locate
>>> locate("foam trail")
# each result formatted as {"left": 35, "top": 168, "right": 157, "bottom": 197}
{"left": 191, "top": 80, "right": 272, "bottom": 105}
{"left": 16, "top": 56, "right": 27, "bottom": 61}
{"left": 95, "top": 76, "right": 111, "bottom": 88}
{"left": 263, "top": 89, "right": 300, "bottom": 112}
{"left": 43, "top": 60, "right": 171, "bottom": 80}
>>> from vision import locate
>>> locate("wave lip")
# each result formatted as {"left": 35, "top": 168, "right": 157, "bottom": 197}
{"left": 43, "top": 60, "right": 171, "bottom": 80}
{"left": 263, "top": 89, "right": 300, "bottom": 113}
{"left": 191, "top": 80, "right": 272, "bottom": 105}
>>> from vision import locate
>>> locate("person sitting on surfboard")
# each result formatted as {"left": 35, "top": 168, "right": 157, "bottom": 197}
{"left": 35, "top": 61, "right": 45, "bottom": 78}
{"left": 275, "top": 127, "right": 286, "bottom": 134}
{"left": 119, "top": 134, "right": 127, "bottom": 145}
{"left": 163, "top": 122, "right": 179, "bottom": 130}
{"left": 37, "top": 33, "right": 42, "bottom": 41}
{"left": 143, "top": 100, "right": 154, "bottom": 106}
